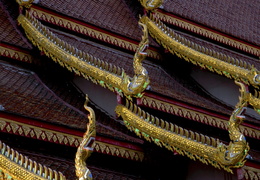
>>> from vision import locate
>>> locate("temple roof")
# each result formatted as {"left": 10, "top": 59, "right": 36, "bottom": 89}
{"left": 0, "top": 134, "right": 144, "bottom": 180}
{"left": 0, "top": 0, "right": 259, "bottom": 138}
{"left": 0, "top": 1, "right": 32, "bottom": 49}
{"left": 0, "top": 0, "right": 260, "bottom": 178}
{"left": 162, "top": 0, "right": 260, "bottom": 47}
{"left": 0, "top": 60, "right": 143, "bottom": 144}
{"left": 50, "top": 28, "right": 233, "bottom": 116}
{"left": 48, "top": 28, "right": 259, "bottom": 125}
{"left": 37, "top": 0, "right": 143, "bottom": 42}
{"left": 0, "top": 61, "right": 88, "bottom": 129}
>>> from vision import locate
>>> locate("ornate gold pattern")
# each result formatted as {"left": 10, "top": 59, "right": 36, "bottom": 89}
{"left": 18, "top": 13, "right": 150, "bottom": 98}
{"left": 29, "top": 7, "right": 161, "bottom": 60}
{"left": 97, "top": 141, "right": 144, "bottom": 160}
{"left": 116, "top": 85, "right": 250, "bottom": 173}
{"left": 115, "top": 102, "right": 223, "bottom": 171}
{"left": 0, "top": 117, "right": 144, "bottom": 161}
{"left": 0, "top": 170, "right": 16, "bottom": 180}
{"left": 139, "top": 0, "right": 163, "bottom": 10}
{"left": 0, "top": 46, "right": 32, "bottom": 63}
{"left": 121, "top": 22, "right": 150, "bottom": 97}
{"left": 16, "top": 0, "right": 34, "bottom": 8}
{"left": 10, "top": 1, "right": 258, "bottom": 176}
{"left": 154, "top": 11, "right": 260, "bottom": 57}
{"left": 139, "top": 15, "right": 260, "bottom": 87}
{"left": 243, "top": 166, "right": 260, "bottom": 180}
{"left": 0, "top": 140, "right": 66, "bottom": 180}
{"left": 250, "top": 91, "right": 260, "bottom": 114}
{"left": 216, "top": 81, "right": 249, "bottom": 167}
{"left": 0, "top": 117, "right": 81, "bottom": 147}
{"left": 75, "top": 96, "right": 96, "bottom": 180}
{"left": 140, "top": 95, "right": 260, "bottom": 139}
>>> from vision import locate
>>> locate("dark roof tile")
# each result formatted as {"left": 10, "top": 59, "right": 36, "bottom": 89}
{"left": 38, "top": 0, "right": 143, "bottom": 41}
{"left": 0, "top": 60, "right": 142, "bottom": 143}
{"left": 0, "top": 2, "right": 32, "bottom": 49}
{"left": 0, "top": 62, "right": 89, "bottom": 128}
{"left": 163, "top": 0, "right": 260, "bottom": 46}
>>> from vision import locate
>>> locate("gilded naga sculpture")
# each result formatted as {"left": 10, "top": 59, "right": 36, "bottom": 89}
{"left": 75, "top": 96, "right": 96, "bottom": 180}
{"left": 216, "top": 81, "right": 250, "bottom": 168}
{"left": 121, "top": 21, "right": 150, "bottom": 97}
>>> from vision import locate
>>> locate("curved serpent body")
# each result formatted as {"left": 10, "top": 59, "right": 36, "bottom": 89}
{"left": 121, "top": 21, "right": 150, "bottom": 97}
{"left": 75, "top": 96, "right": 96, "bottom": 180}
{"left": 216, "top": 81, "right": 249, "bottom": 167}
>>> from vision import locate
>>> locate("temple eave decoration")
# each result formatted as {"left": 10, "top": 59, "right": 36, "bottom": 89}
{"left": 138, "top": 94, "right": 260, "bottom": 140}
{"left": 0, "top": 140, "right": 66, "bottom": 180}
{"left": 28, "top": 5, "right": 161, "bottom": 60}
{"left": 17, "top": 11, "right": 150, "bottom": 98}
{"left": 153, "top": 10, "right": 260, "bottom": 57}
{"left": 75, "top": 96, "right": 96, "bottom": 180}
{"left": 15, "top": 0, "right": 258, "bottom": 174}
{"left": 0, "top": 116, "right": 145, "bottom": 161}
{"left": 1, "top": 0, "right": 259, "bottom": 179}
{"left": 139, "top": 15, "right": 260, "bottom": 88}
{"left": 115, "top": 81, "right": 251, "bottom": 173}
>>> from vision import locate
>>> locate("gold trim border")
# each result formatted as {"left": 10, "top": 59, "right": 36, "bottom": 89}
{"left": 243, "top": 166, "right": 260, "bottom": 180}
{"left": 29, "top": 6, "right": 161, "bottom": 60}
{"left": 140, "top": 15, "right": 259, "bottom": 87}
{"left": 155, "top": 11, "right": 259, "bottom": 57}
{"left": 140, "top": 95, "right": 260, "bottom": 139}
{"left": 0, "top": 118, "right": 144, "bottom": 161}
{"left": 115, "top": 103, "right": 245, "bottom": 173}
{"left": 18, "top": 13, "right": 150, "bottom": 98}
{"left": 0, "top": 46, "right": 33, "bottom": 63}
{"left": 0, "top": 141, "right": 66, "bottom": 180}
{"left": 0, "top": 153, "right": 63, "bottom": 180}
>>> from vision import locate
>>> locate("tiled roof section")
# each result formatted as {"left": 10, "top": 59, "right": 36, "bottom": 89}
{"left": 0, "top": 61, "right": 88, "bottom": 129}
{"left": 35, "top": 58, "right": 142, "bottom": 143}
{"left": 50, "top": 29, "right": 232, "bottom": 116}
{"left": 162, "top": 0, "right": 260, "bottom": 46}
{"left": 0, "top": 2, "right": 32, "bottom": 49}
{"left": 0, "top": 59, "right": 142, "bottom": 143}
{"left": 38, "top": 0, "right": 143, "bottom": 41}
{"left": 32, "top": 59, "right": 88, "bottom": 112}
{"left": 1, "top": 0, "right": 20, "bottom": 20}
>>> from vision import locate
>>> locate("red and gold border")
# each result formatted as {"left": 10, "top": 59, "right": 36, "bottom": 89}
{"left": 155, "top": 10, "right": 259, "bottom": 57}
{"left": 0, "top": 43, "right": 33, "bottom": 63}
{"left": 138, "top": 93, "right": 260, "bottom": 140}
{"left": 29, "top": 5, "right": 161, "bottom": 60}
{"left": 0, "top": 114, "right": 144, "bottom": 161}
